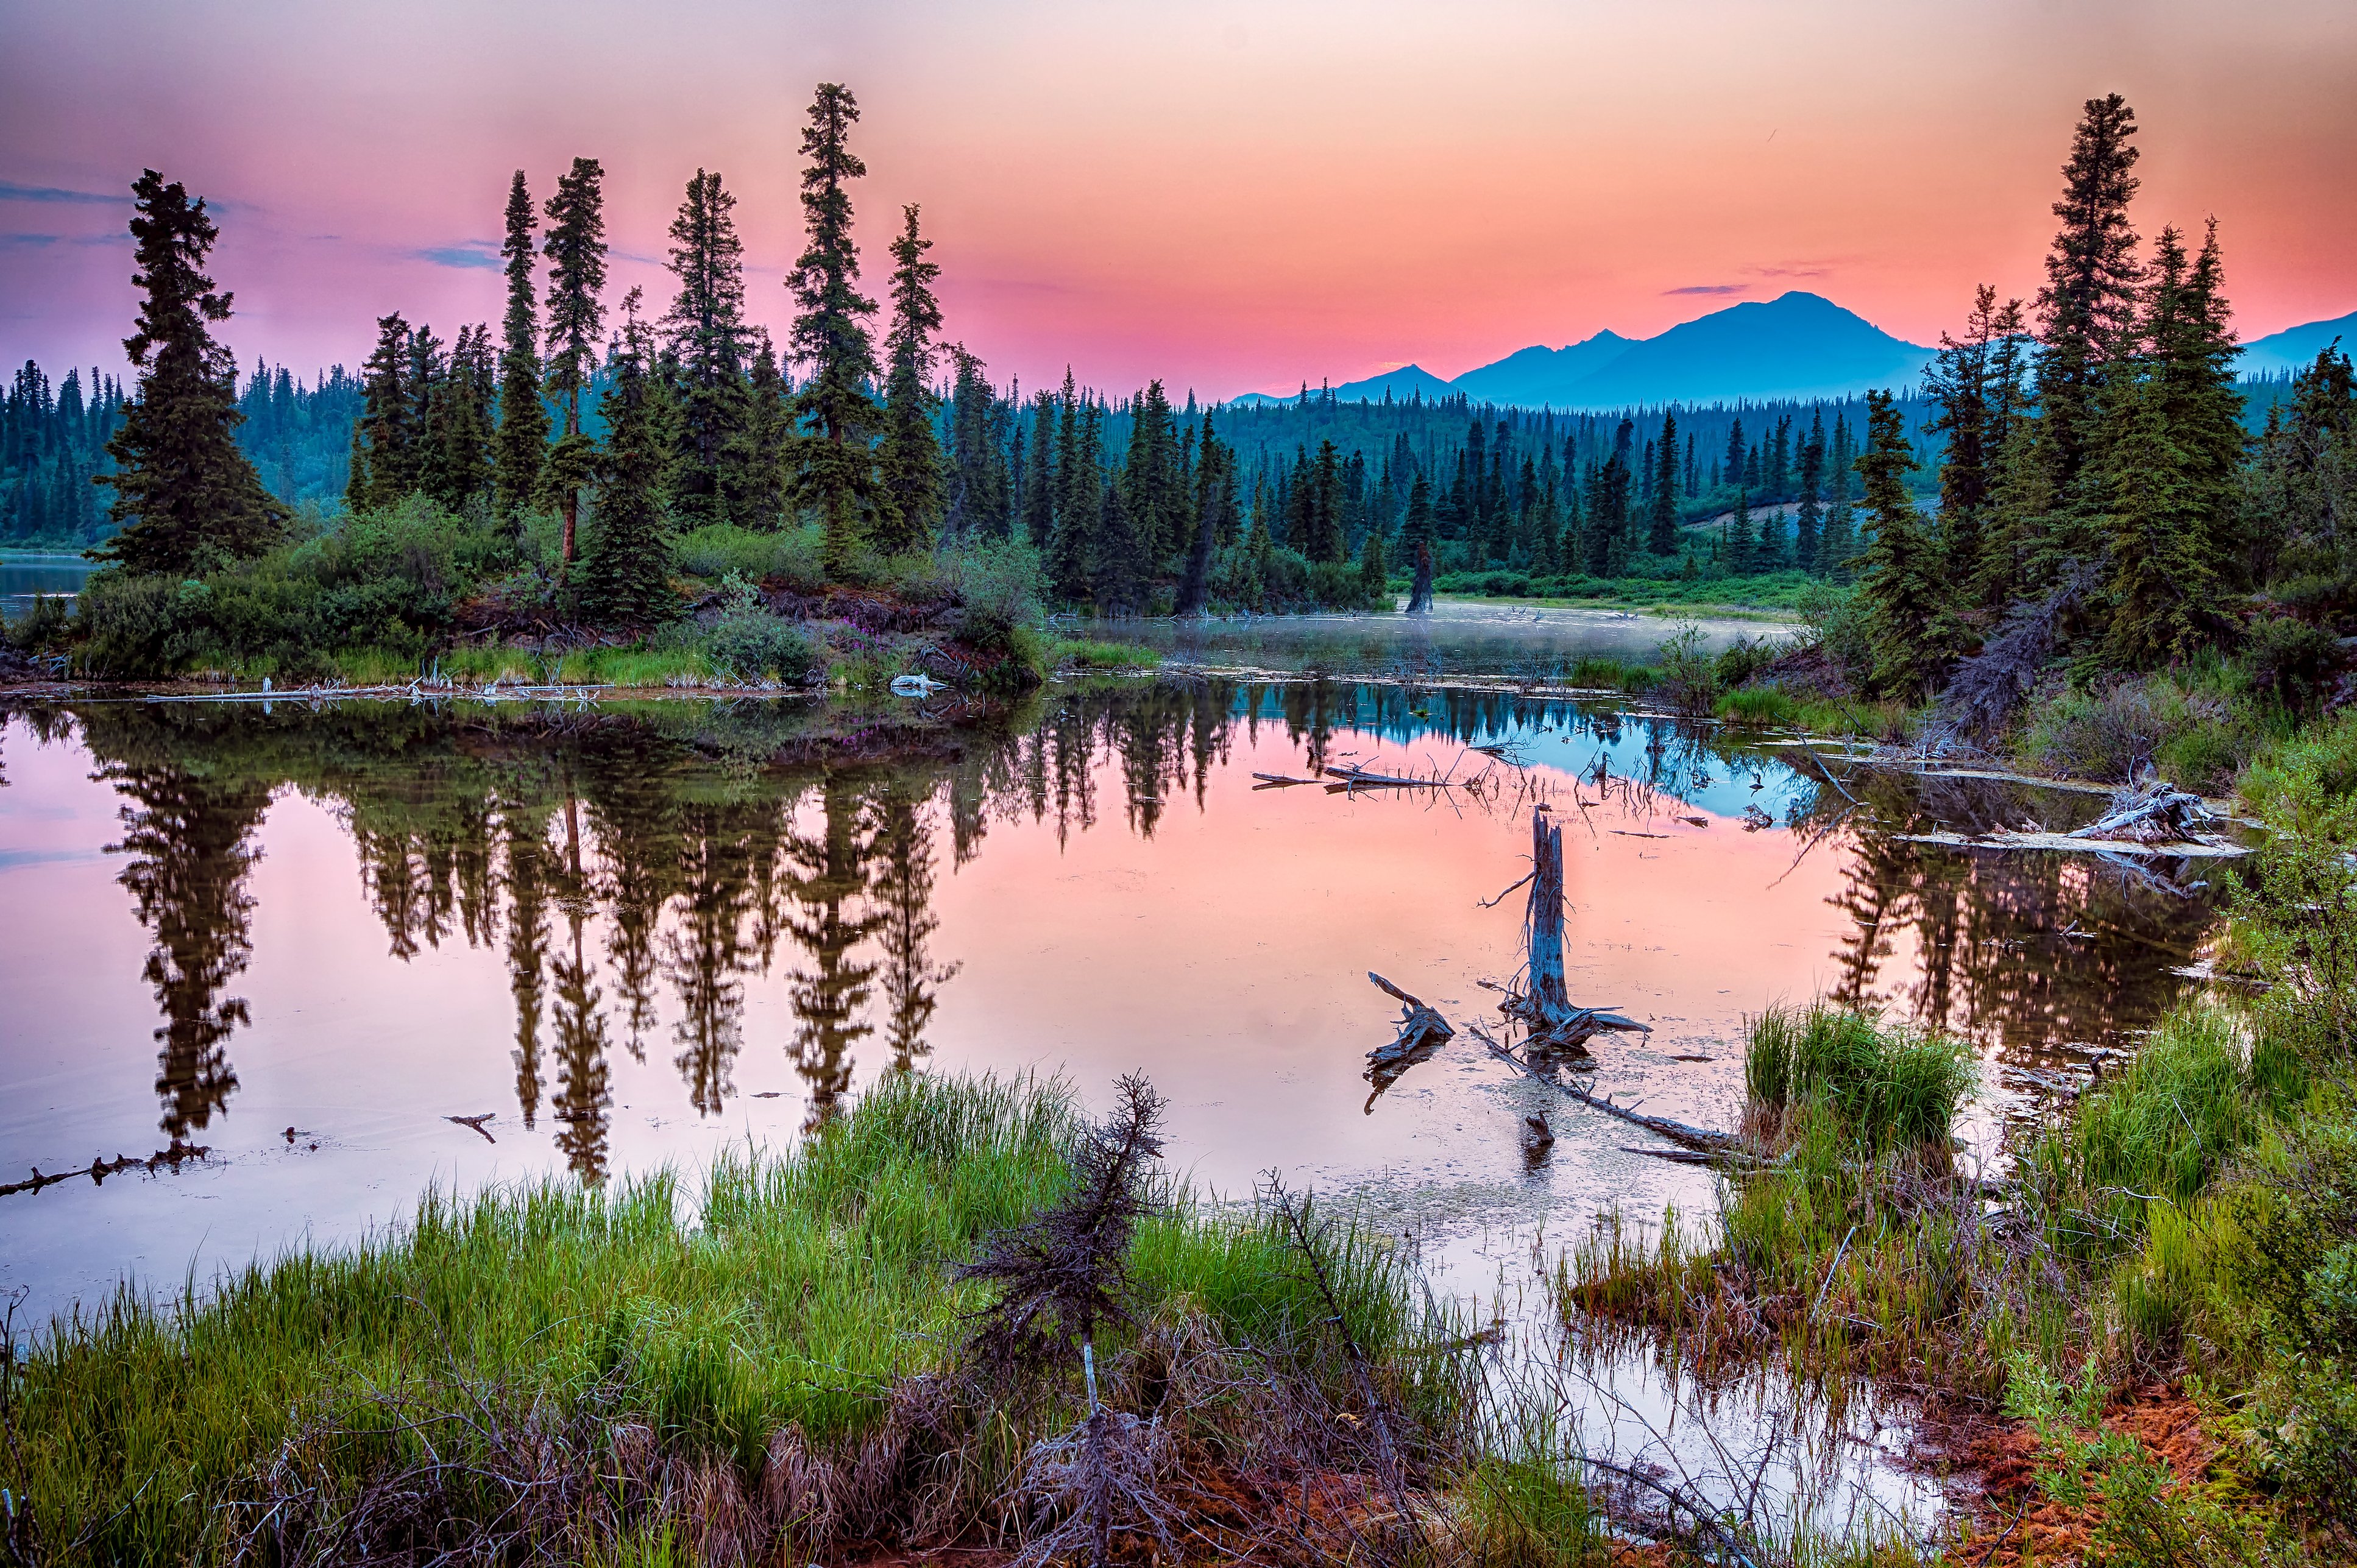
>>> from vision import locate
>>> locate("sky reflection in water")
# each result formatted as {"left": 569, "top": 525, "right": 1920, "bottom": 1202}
{"left": 0, "top": 680, "right": 2218, "bottom": 1330}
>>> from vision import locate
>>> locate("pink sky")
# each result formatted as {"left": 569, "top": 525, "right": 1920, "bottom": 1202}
{"left": 2, "top": 0, "right": 2351, "bottom": 400}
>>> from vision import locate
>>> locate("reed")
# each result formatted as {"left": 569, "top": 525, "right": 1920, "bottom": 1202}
{"left": 1743, "top": 1002, "right": 1976, "bottom": 1155}
{"left": 1, "top": 1071, "right": 1432, "bottom": 1565}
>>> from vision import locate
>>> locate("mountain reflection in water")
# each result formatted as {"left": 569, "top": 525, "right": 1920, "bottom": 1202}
{"left": 4, "top": 681, "right": 2220, "bottom": 1199}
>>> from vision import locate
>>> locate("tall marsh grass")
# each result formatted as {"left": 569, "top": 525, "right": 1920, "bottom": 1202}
{"left": 1743, "top": 1003, "right": 1976, "bottom": 1154}
{"left": 2, "top": 1072, "right": 1431, "bottom": 1564}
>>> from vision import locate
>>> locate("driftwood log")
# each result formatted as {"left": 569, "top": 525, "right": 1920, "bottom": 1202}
{"left": 2069, "top": 777, "right": 2221, "bottom": 846}
{"left": 1475, "top": 1025, "right": 1739, "bottom": 1156}
{"left": 1364, "top": 972, "right": 1455, "bottom": 1110}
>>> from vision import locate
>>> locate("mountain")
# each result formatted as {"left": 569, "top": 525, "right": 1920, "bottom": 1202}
{"left": 1325, "top": 362, "right": 1456, "bottom": 403}
{"left": 1445, "top": 331, "right": 1634, "bottom": 406}
{"left": 2238, "top": 309, "right": 2356, "bottom": 376}
{"left": 1523, "top": 292, "right": 1935, "bottom": 408}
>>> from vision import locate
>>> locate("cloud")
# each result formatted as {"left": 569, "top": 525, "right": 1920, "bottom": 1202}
{"left": 0, "top": 181, "right": 126, "bottom": 205}
{"left": 416, "top": 242, "right": 500, "bottom": 269}
{"left": 1746, "top": 264, "right": 1833, "bottom": 279}
{"left": 1, "top": 232, "right": 60, "bottom": 247}
{"left": 1664, "top": 284, "right": 1748, "bottom": 295}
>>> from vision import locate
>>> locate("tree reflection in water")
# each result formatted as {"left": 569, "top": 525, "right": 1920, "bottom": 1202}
{"left": 52, "top": 683, "right": 2225, "bottom": 1170}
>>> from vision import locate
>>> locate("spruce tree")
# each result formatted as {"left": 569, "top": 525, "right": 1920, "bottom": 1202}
{"left": 1357, "top": 522, "right": 1389, "bottom": 606}
{"left": 1794, "top": 412, "right": 1825, "bottom": 573}
{"left": 347, "top": 313, "right": 415, "bottom": 513}
{"left": 1647, "top": 411, "right": 1680, "bottom": 554}
{"left": 2097, "top": 367, "right": 2211, "bottom": 669}
{"left": 1854, "top": 390, "right": 1949, "bottom": 697}
{"left": 945, "top": 346, "right": 1006, "bottom": 541}
{"left": 541, "top": 157, "right": 608, "bottom": 563}
{"left": 1021, "top": 388, "right": 1058, "bottom": 549}
{"left": 872, "top": 203, "right": 946, "bottom": 554}
{"left": 1403, "top": 472, "right": 1436, "bottom": 613}
{"left": 787, "top": 83, "right": 887, "bottom": 577}
{"left": 93, "top": 171, "right": 286, "bottom": 573}
{"left": 1047, "top": 394, "right": 1099, "bottom": 603}
{"left": 582, "top": 306, "right": 677, "bottom": 626}
{"left": 495, "top": 171, "right": 548, "bottom": 523}
{"left": 2035, "top": 94, "right": 2144, "bottom": 508}
{"left": 1175, "top": 416, "right": 1224, "bottom": 615}
{"left": 662, "top": 169, "right": 751, "bottom": 529}
{"left": 1722, "top": 420, "right": 1745, "bottom": 492}
{"left": 731, "top": 329, "right": 791, "bottom": 529}
{"left": 2141, "top": 219, "right": 2245, "bottom": 579}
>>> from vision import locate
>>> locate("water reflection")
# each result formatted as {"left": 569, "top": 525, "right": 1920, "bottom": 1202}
{"left": 24, "top": 683, "right": 2224, "bottom": 1180}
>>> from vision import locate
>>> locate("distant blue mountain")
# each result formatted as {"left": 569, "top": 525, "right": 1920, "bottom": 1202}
{"left": 1325, "top": 363, "right": 1456, "bottom": 403}
{"left": 1268, "top": 292, "right": 1938, "bottom": 411}
{"left": 2239, "top": 309, "right": 2356, "bottom": 376}
{"left": 1447, "top": 331, "right": 1636, "bottom": 406}
{"left": 1239, "top": 294, "right": 2357, "bottom": 414}
{"left": 1523, "top": 293, "right": 1935, "bottom": 408}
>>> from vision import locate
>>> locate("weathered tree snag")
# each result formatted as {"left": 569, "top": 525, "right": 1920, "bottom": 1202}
{"left": 1499, "top": 808, "right": 1650, "bottom": 1056}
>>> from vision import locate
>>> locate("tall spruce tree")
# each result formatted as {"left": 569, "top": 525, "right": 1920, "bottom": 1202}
{"left": 2097, "top": 366, "right": 2211, "bottom": 669}
{"left": 787, "top": 82, "right": 887, "bottom": 576}
{"left": 94, "top": 170, "right": 287, "bottom": 573}
{"left": 1021, "top": 387, "right": 1058, "bottom": 549}
{"left": 1926, "top": 286, "right": 2026, "bottom": 588}
{"left": 582, "top": 302, "right": 677, "bottom": 626}
{"left": 541, "top": 157, "right": 608, "bottom": 563}
{"left": 945, "top": 347, "right": 1005, "bottom": 540}
{"left": 2035, "top": 94, "right": 2144, "bottom": 516}
{"left": 2141, "top": 219, "right": 2244, "bottom": 578}
{"left": 874, "top": 203, "right": 945, "bottom": 554}
{"left": 661, "top": 169, "right": 751, "bottom": 529}
{"left": 1854, "top": 390, "right": 1949, "bottom": 697}
{"left": 1403, "top": 472, "right": 1436, "bottom": 613}
{"left": 495, "top": 171, "right": 548, "bottom": 523}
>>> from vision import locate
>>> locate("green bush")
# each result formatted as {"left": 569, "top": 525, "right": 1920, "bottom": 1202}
{"left": 1653, "top": 624, "right": 1718, "bottom": 716}
{"left": 702, "top": 596, "right": 821, "bottom": 684}
{"left": 673, "top": 521, "right": 824, "bottom": 590}
{"left": 2245, "top": 614, "right": 2346, "bottom": 713}
{"left": 2018, "top": 676, "right": 2250, "bottom": 790}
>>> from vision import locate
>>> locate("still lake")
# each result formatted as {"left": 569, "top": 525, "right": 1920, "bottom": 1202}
{"left": 1, "top": 645, "right": 2217, "bottom": 1345}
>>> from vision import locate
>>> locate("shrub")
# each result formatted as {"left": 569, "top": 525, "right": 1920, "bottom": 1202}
{"left": 703, "top": 609, "right": 820, "bottom": 683}
{"left": 2244, "top": 614, "right": 2345, "bottom": 712}
{"left": 1796, "top": 582, "right": 1871, "bottom": 690}
{"left": 2018, "top": 676, "right": 2248, "bottom": 789}
{"left": 673, "top": 521, "right": 824, "bottom": 591}
{"left": 1653, "top": 625, "right": 1718, "bottom": 716}
{"left": 926, "top": 535, "right": 1044, "bottom": 626}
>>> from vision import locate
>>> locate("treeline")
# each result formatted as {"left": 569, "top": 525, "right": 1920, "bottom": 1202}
{"left": 1, "top": 362, "right": 125, "bottom": 545}
{"left": 1841, "top": 93, "right": 2357, "bottom": 699}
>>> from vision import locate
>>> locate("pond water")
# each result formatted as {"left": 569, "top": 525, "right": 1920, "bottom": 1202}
{"left": 0, "top": 660, "right": 2223, "bottom": 1535}
{"left": 0, "top": 554, "right": 92, "bottom": 620}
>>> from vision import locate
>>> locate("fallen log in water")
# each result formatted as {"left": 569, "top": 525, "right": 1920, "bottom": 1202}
{"left": 1324, "top": 765, "right": 1445, "bottom": 788}
{"left": 1897, "top": 828, "right": 2246, "bottom": 860}
{"left": 1475, "top": 1026, "right": 1737, "bottom": 1154}
{"left": 0, "top": 1140, "right": 213, "bottom": 1198}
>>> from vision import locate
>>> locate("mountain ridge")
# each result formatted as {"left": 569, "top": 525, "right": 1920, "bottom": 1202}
{"left": 1228, "top": 292, "right": 2357, "bottom": 411}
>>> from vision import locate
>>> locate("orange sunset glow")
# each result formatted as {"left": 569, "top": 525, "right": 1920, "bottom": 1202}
{"left": 3, "top": 0, "right": 2353, "bottom": 397}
